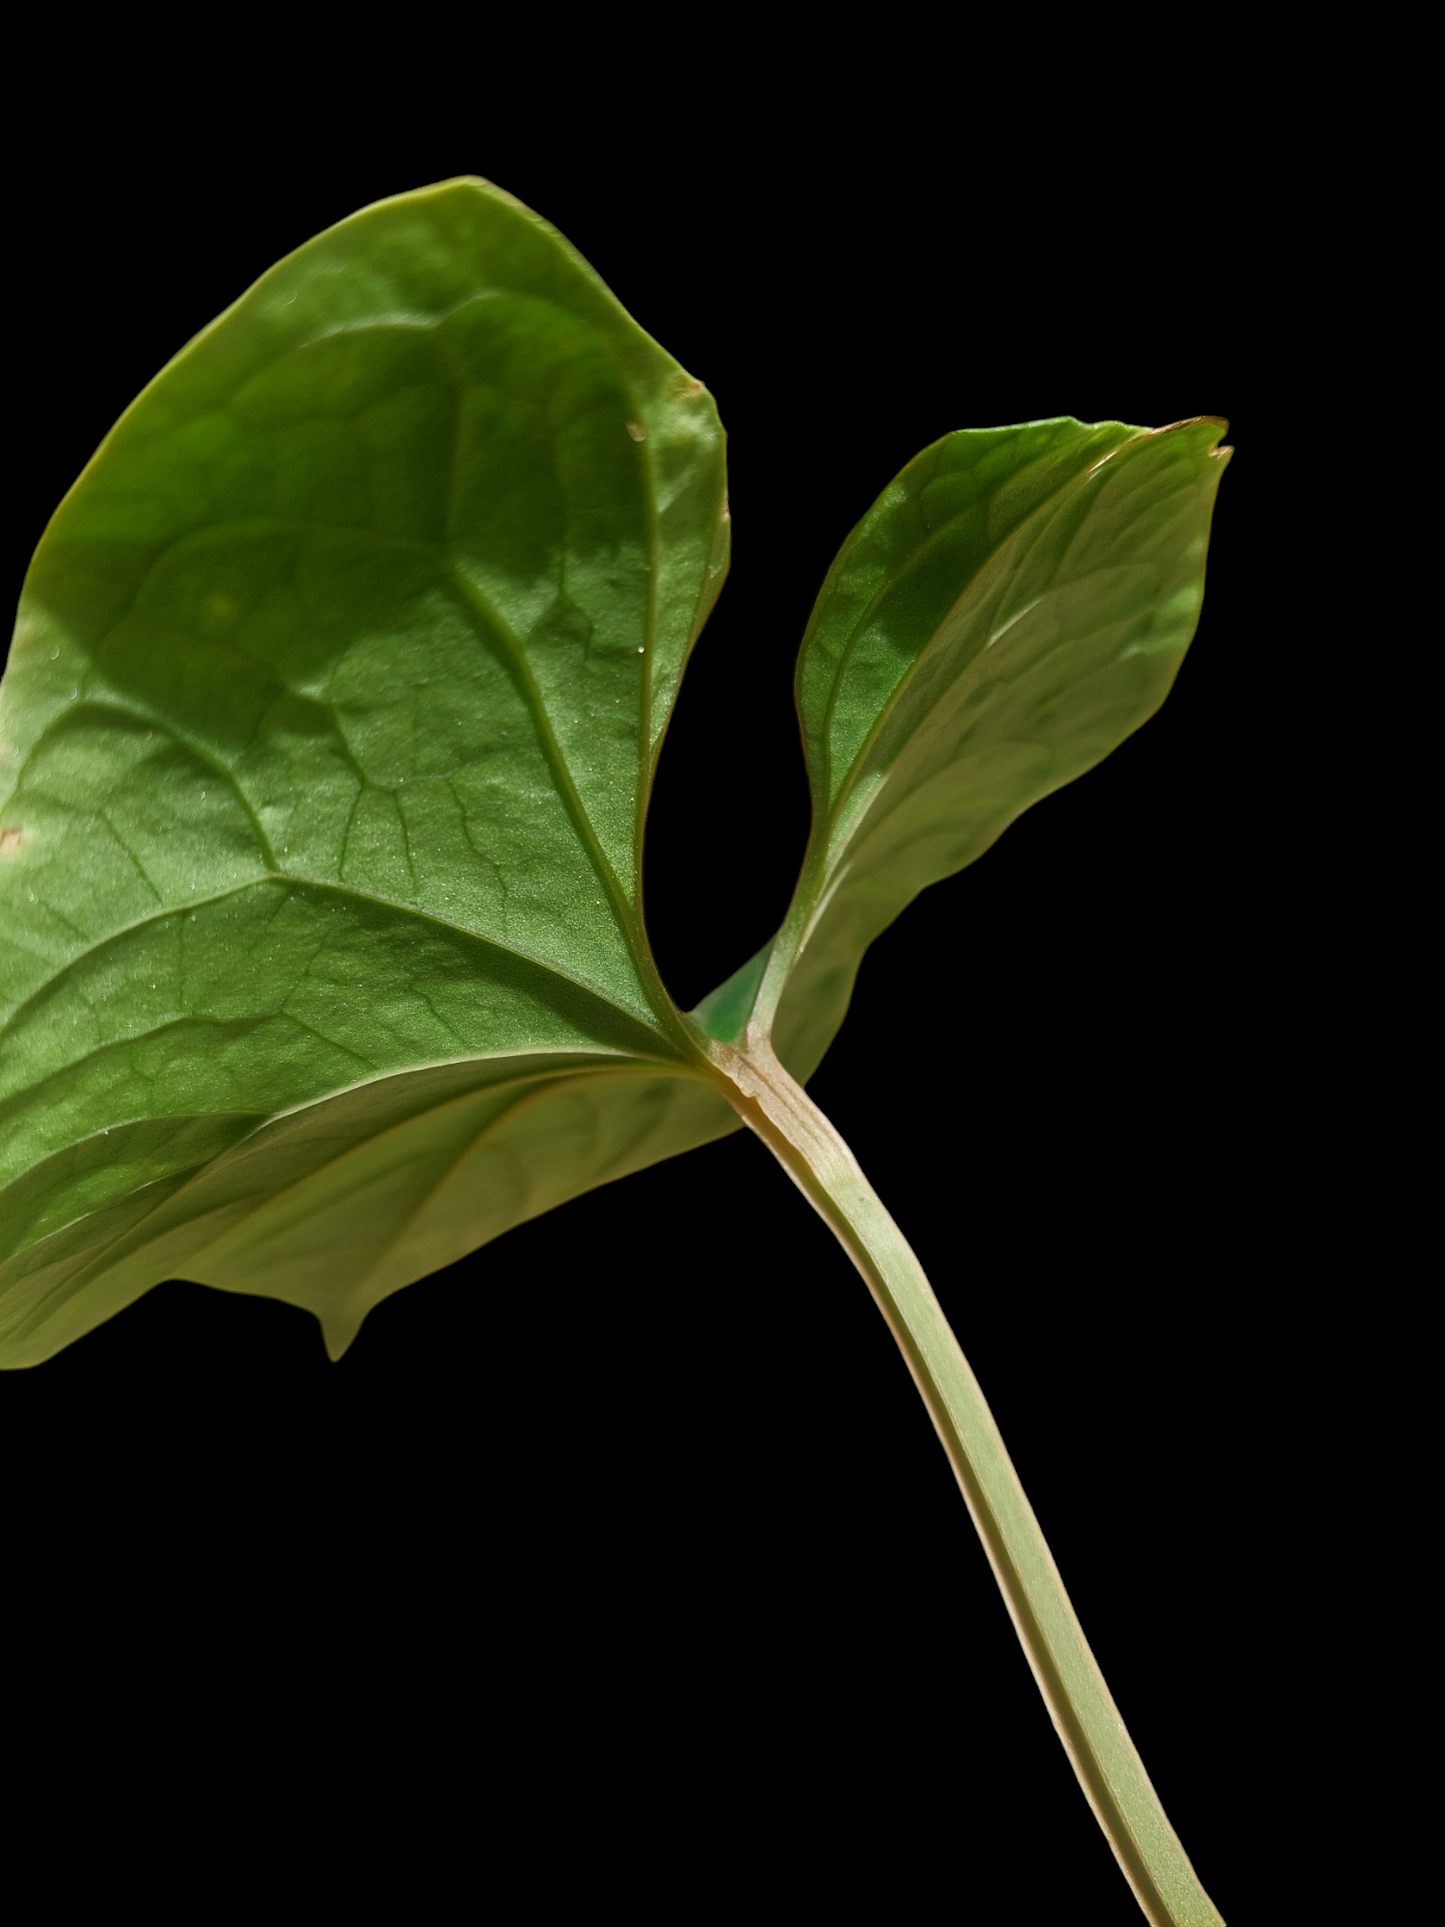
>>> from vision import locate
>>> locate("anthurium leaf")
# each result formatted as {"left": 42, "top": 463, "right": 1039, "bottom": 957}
{"left": 722, "top": 417, "right": 1231, "bottom": 1074}
{"left": 1, "top": 221, "right": 1233, "bottom": 1912}
{"left": 0, "top": 178, "right": 733, "bottom": 1365}
{"left": 0, "top": 1056, "right": 733, "bottom": 1366}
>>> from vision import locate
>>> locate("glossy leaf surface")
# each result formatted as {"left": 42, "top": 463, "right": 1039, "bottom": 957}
{"left": 1, "top": 187, "right": 1228, "bottom": 1374}
{"left": 1, "top": 1056, "right": 731, "bottom": 1363}
{"left": 715, "top": 418, "right": 1231, "bottom": 1074}
{"left": 0, "top": 179, "right": 734, "bottom": 1364}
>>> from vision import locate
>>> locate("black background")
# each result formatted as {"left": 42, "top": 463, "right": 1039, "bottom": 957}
{"left": 2, "top": 86, "right": 1334, "bottom": 1922}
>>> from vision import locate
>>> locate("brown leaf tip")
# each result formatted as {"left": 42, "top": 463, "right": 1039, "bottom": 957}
{"left": 1151, "top": 415, "right": 1230, "bottom": 442}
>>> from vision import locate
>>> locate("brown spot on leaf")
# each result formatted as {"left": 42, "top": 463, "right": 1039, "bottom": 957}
{"left": 1, "top": 827, "right": 22, "bottom": 855}
{"left": 626, "top": 421, "right": 646, "bottom": 442}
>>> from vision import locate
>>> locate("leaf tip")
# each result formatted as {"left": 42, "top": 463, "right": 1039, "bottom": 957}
{"left": 321, "top": 1310, "right": 364, "bottom": 1363}
{"left": 1151, "top": 414, "right": 1231, "bottom": 450}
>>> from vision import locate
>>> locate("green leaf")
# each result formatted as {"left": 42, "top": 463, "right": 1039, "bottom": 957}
{"left": 1, "top": 189, "right": 1227, "bottom": 1373}
{"left": 0, "top": 178, "right": 734, "bottom": 1365}
{"left": 724, "top": 417, "right": 1231, "bottom": 1074}
{"left": 0, "top": 1056, "right": 734, "bottom": 1365}
{"left": 1, "top": 182, "right": 1232, "bottom": 1916}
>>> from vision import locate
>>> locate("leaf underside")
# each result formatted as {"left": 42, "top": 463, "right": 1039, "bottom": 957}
{"left": 0, "top": 179, "right": 1228, "bottom": 1365}
{"left": 768, "top": 413, "right": 1231, "bottom": 1077}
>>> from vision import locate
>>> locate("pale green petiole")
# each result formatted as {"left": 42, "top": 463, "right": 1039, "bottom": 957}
{"left": 705, "top": 1029, "right": 1226, "bottom": 1927}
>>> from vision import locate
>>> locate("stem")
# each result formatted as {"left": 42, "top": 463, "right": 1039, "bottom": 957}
{"left": 705, "top": 1033, "right": 1225, "bottom": 1927}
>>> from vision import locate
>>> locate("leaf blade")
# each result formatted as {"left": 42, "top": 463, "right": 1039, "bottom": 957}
{"left": 752, "top": 416, "right": 1229, "bottom": 1075}
{"left": 0, "top": 179, "right": 731, "bottom": 1361}
{"left": 0, "top": 1054, "right": 736, "bottom": 1367}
